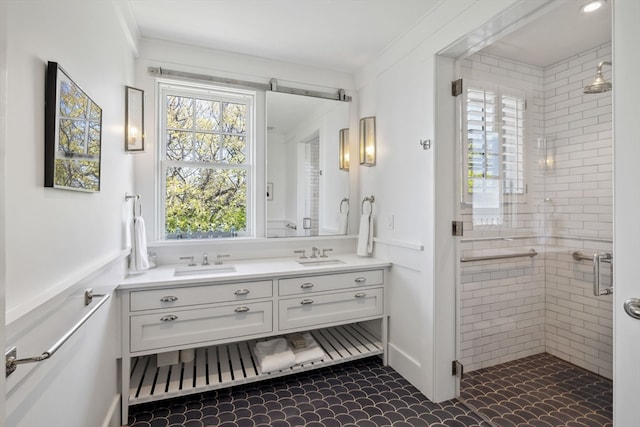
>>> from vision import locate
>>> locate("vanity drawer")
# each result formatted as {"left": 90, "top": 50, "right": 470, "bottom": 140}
{"left": 279, "top": 287, "right": 383, "bottom": 330}
{"left": 130, "top": 301, "right": 273, "bottom": 352}
{"left": 278, "top": 270, "right": 383, "bottom": 296}
{"left": 130, "top": 280, "right": 273, "bottom": 311}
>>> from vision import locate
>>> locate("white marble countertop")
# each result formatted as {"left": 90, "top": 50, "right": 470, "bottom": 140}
{"left": 118, "top": 254, "right": 391, "bottom": 290}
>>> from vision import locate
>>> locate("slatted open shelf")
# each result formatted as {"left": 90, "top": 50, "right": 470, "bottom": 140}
{"left": 128, "top": 323, "right": 383, "bottom": 405}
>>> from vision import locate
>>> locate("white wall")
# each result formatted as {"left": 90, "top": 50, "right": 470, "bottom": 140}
{"left": 355, "top": 0, "right": 549, "bottom": 402}
{"left": 133, "top": 38, "right": 357, "bottom": 240}
{"left": 5, "top": 0, "right": 136, "bottom": 321}
{"left": 0, "top": 0, "right": 8, "bottom": 419}
{"left": 5, "top": 0, "right": 136, "bottom": 425}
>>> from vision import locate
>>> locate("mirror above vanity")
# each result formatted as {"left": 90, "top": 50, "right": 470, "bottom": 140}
{"left": 266, "top": 92, "right": 350, "bottom": 238}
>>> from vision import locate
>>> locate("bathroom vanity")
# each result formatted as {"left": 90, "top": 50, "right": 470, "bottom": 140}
{"left": 117, "top": 255, "right": 390, "bottom": 422}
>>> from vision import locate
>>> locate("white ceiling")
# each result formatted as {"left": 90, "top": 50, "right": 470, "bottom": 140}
{"left": 481, "top": 0, "right": 611, "bottom": 67}
{"left": 127, "top": 0, "right": 612, "bottom": 73}
{"left": 128, "top": 0, "right": 440, "bottom": 73}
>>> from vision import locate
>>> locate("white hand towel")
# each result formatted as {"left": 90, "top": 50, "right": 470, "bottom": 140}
{"left": 357, "top": 214, "right": 373, "bottom": 256}
{"left": 130, "top": 216, "right": 150, "bottom": 271}
{"left": 157, "top": 350, "right": 180, "bottom": 367}
{"left": 292, "top": 333, "right": 325, "bottom": 365}
{"left": 253, "top": 338, "right": 296, "bottom": 373}
{"left": 338, "top": 212, "right": 349, "bottom": 235}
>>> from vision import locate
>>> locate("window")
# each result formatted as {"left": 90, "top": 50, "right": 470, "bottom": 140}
{"left": 159, "top": 82, "right": 255, "bottom": 239}
{"left": 462, "top": 81, "right": 527, "bottom": 226}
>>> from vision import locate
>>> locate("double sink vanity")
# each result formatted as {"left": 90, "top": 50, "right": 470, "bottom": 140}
{"left": 118, "top": 253, "right": 390, "bottom": 421}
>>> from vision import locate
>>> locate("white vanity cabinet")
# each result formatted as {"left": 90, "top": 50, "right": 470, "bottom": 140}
{"left": 118, "top": 263, "right": 389, "bottom": 424}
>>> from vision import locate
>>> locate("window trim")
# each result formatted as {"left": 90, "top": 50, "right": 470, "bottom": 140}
{"left": 156, "top": 80, "right": 256, "bottom": 240}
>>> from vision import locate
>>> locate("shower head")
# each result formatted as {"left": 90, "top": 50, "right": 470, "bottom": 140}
{"left": 584, "top": 61, "right": 612, "bottom": 94}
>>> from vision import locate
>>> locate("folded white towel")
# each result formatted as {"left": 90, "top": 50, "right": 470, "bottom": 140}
{"left": 357, "top": 214, "right": 373, "bottom": 256}
{"left": 292, "top": 333, "right": 325, "bottom": 365}
{"left": 130, "top": 216, "right": 150, "bottom": 271}
{"left": 253, "top": 338, "right": 296, "bottom": 373}
{"left": 338, "top": 212, "right": 349, "bottom": 235}
{"left": 157, "top": 350, "right": 179, "bottom": 367}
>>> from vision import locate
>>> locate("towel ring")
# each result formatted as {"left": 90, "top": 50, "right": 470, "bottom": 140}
{"left": 361, "top": 196, "right": 375, "bottom": 217}
{"left": 340, "top": 198, "right": 350, "bottom": 214}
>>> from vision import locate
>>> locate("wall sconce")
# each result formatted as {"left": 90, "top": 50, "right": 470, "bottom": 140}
{"left": 339, "top": 128, "right": 350, "bottom": 171}
{"left": 359, "top": 116, "right": 376, "bottom": 166}
{"left": 125, "top": 86, "right": 144, "bottom": 152}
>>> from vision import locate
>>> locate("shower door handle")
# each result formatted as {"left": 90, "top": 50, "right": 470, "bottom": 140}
{"left": 593, "top": 252, "right": 613, "bottom": 296}
{"left": 624, "top": 298, "right": 640, "bottom": 320}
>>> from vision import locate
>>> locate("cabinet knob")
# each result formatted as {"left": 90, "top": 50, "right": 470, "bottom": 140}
{"left": 354, "top": 277, "right": 367, "bottom": 283}
{"left": 235, "top": 306, "right": 250, "bottom": 313}
{"left": 234, "top": 289, "right": 250, "bottom": 295}
{"left": 300, "top": 299, "right": 314, "bottom": 305}
{"left": 160, "top": 314, "right": 178, "bottom": 322}
{"left": 355, "top": 292, "right": 367, "bottom": 298}
{"left": 300, "top": 282, "right": 314, "bottom": 289}
{"left": 160, "top": 296, "right": 178, "bottom": 302}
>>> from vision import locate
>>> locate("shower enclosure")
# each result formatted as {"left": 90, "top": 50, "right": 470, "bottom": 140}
{"left": 454, "top": 41, "right": 613, "bottom": 425}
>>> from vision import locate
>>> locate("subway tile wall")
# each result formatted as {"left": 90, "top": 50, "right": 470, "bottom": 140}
{"left": 457, "top": 43, "right": 612, "bottom": 378}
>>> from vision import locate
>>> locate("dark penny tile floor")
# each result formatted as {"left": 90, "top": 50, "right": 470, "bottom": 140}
{"left": 460, "top": 353, "right": 613, "bottom": 427}
{"left": 128, "top": 356, "right": 488, "bottom": 426}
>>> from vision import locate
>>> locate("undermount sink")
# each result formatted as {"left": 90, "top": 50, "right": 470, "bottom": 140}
{"left": 173, "top": 265, "right": 236, "bottom": 276}
{"left": 297, "top": 259, "right": 345, "bottom": 267}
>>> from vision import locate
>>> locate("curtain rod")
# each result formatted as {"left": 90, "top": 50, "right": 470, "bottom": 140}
{"left": 147, "top": 67, "right": 351, "bottom": 102}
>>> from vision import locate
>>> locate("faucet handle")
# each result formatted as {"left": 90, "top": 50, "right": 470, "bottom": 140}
{"left": 294, "top": 250, "right": 307, "bottom": 259}
{"left": 179, "top": 256, "right": 196, "bottom": 266}
{"left": 215, "top": 254, "right": 230, "bottom": 265}
{"left": 320, "top": 248, "right": 333, "bottom": 258}
{"left": 202, "top": 253, "right": 209, "bottom": 265}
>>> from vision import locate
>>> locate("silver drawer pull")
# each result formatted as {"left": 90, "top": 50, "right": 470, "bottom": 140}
{"left": 355, "top": 292, "right": 367, "bottom": 298}
{"left": 235, "top": 306, "right": 250, "bottom": 313}
{"left": 234, "top": 289, "right": 250, "bottom": 296}
{"left": 160, "top": 296, "right": 178, "bottom": 302}
{"left": 300, "top": 299, "right": 314, "bottom": 305}
{"left": 160, "top": 314, "right": 178, "bottom": 322}
{"left": 300, "top": 282, "right": 314, "bottom": 289}
{"left": 354, "top": 277, "right": 367, "bottom": 283}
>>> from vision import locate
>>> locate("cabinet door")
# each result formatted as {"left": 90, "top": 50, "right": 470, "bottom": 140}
{"left": 130, "top": 280, "right": 273, "bottom": 311}
{"left": 279, "top": 288, "right": 383, "bottom": 330}
{"left": 130, "top": 301, "right": 272, "bottom": 352}
{"left": 278, "top": 270, "right": 383, "bottom": 296}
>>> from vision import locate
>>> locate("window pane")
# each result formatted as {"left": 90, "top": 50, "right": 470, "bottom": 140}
{"left": 166, "top": 96, "right": 194, "bottom": 129}
{"left": 195, "top": 99, "right": 220, "bottom": 131}
{"left": 221, "top": 135, "right": 246, "bottom": 164}
{"left": 222, "top": 102, "right": 246, "bottom": 134}
{"left": 165, "top": 166, "right": 247, "bottom": 234}
{"left": 166, "top": 130, "right": 194, "bottom": 161}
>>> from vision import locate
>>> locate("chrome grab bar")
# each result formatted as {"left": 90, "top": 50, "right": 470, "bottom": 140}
{"left": 5, "top": 289, "right": 110, "bottom": 377}
{"left": 460, "top": 249, "right": 537, "bottom": 263}
{"left": 572, "top": 251, "right": 613, "bottom": 296}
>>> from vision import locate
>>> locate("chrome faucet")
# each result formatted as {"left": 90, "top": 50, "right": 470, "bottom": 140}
{"left": 320, "top": 248, "right": 333, "bottom": 258}
{"left": 310, "top": 247, "right": 319, "bottom": 258}
{"left": 215, "top": 254, "right": 230, "bottom": 265}
{"left": 202, "top": 253, "right": 209, "bottom": 265}
{"left": 294, "top": 249, "right": 307, "bottom": 259}
{"left": 179, "top": 256, "right": 196, "bottom": 266}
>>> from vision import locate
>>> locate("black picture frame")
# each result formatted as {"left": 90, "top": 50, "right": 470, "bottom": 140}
{"left": 45, "top": 61, "right": 102, "bottom": 192}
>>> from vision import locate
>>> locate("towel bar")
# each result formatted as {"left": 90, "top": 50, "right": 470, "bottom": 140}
{"left": 5, "top": 290, "right": 110, "bottom": 377}
{"left": 460, "top": 248, "right": 538, "bottom": 262}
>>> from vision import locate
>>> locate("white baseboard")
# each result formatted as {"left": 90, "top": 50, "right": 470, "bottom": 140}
{"left": 102, "top": 394, "right": 121, "bottom": 427}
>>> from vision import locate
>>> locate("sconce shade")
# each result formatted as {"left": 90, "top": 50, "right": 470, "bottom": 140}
{"left": 125, "top": 86, "right": 145, "bottom": 152}
{"left": 339, "top": 128, "right": 350, "bottom": 171}
{"left": 359, "top": 116, "right": 376, "bottom": 166}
